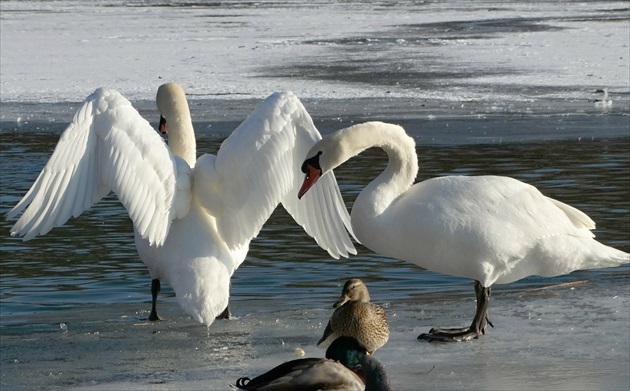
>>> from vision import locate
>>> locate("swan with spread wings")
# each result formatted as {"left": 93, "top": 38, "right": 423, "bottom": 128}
{"left": 7, "top": 83, "right": 357, "bottom": 326}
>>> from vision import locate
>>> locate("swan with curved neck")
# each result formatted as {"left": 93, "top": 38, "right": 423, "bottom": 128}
{"left": 299, "top": 121, "right": 629, "bottom": 342}
{"left": 8, "top": 83, "right": 357, "bottom": 326}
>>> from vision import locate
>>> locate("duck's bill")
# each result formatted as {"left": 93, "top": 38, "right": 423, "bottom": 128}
{"left": 333, "top": 294, "right": 349, "bottom": 308}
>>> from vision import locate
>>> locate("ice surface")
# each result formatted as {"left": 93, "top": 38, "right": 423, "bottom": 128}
{"left": 0, "top": 1, "right": 628, "bottom": 390}
{"left": 1, "top": 0, "right": 628, "bottom": 106}
{"left": 1, "top": 277, "right": 627, "bottom": 390}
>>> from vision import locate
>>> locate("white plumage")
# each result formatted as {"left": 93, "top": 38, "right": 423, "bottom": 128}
{"left": 298, "top": 121, "right": 629, "bottom": 341}
{"left": 8, "top": 84, "right": 357, "bottom": 325}
{"left": 594, "top": 88, "right": 612, "bottom": 108}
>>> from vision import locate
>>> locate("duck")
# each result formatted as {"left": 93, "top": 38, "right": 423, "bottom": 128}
{"left": 297, "top": 121, "right": 629, "bottom": 342}
{"left": 235, "top": 336, "right": 393, "bottom": 391}
{"left": 6, "top": 83, "right": 357, "bottom": 326}
{"left": 318, "top": 278, "right": 389, "bottom": 354}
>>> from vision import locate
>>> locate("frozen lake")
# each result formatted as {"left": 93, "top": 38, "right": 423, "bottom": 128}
{"left": 1, "top": 0, "right": 629, "bottom": 390}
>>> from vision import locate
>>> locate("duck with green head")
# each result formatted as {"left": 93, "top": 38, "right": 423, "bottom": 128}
{"left": 235, "top": 336, "right": 393, "bottom": 390}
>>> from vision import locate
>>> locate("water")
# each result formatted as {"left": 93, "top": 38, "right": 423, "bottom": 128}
{"left": 1, "top": 113, "right": 628, "bottom": 390}
{"left": 2, "top": 115, "right": 628, "bottom": 325}
{"left": 1, "top": 0, "right": 629, "bottom": 390}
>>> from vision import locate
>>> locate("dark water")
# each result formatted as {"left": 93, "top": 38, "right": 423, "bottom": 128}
{"left": 1, "top": 112, "right": 628, "bottom": 335}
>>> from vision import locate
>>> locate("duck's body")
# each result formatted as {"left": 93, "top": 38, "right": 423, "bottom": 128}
{"left": 235, "top": 357, "right": 364, "bottom": 391}
{"left": 7, "top": 84, "right": 357, "bottom": 326}
{"left": 298, "top": 121, "right": 629, "bottom": 342}
{"left": 235, "top": 336, "right": 393, "bottom": 391}
{"left": 318, "top": 278, "right": 389, "bottom": 354}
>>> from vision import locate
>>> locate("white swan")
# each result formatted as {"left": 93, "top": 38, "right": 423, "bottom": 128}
{"left": 594, "top": 88, "right": 612, "bottom": 108}
{"left": 7, "top": 83, "right": 358, "bottom": 326}
{"left": 298, "top": 121, "right": 630, "bottom": 342}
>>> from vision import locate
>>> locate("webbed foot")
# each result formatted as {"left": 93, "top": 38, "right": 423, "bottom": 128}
{"left": 418, "top": 280, "right": 493, "bottom": 343}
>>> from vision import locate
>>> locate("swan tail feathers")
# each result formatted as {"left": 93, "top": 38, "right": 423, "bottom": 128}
{"left": 547, "top": 197, "right": 596, "bottom": 230}
{"left": 169, "top": 257, "right": 231, "bottom": 326}
{"left": 540, "top": 238, "right": 628, "bottom": 277}
{"left": 594, "top": 244, "right": 630, "bottom": 266}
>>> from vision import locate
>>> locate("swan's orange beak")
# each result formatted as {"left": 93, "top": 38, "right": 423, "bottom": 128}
{"left": 159, "top": 115, "right": 168, "bottom": 134}
{"left": 298, "top": 163, "right": 321, "bottom": 199}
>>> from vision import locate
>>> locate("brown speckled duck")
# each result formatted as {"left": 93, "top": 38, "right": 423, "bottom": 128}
{"left": 318, "top": 278, "right": 389, "bottom": 354}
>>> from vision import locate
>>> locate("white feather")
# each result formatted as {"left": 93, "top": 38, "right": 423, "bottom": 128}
{"left": 302, "top": 121, "right": 629, "bottom": 288}
{"left": 7, "top": 85, "right": 356, "bottom": 326}
{"left": 8, "top": 88, "right": 180, "bottom": 246}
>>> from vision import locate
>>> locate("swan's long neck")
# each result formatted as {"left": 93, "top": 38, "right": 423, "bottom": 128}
{"left": 168, "top": 113, "right": 196, "bottom": 167}
{"left": 157, "top": 83, "right": 197, "bottom": 167}
{"left": 334, "top": 122, "right": 418, "bottom": 216}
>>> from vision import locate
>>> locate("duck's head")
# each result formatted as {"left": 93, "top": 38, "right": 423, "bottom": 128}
{"left": 325, "top": 336, "right": 368, "bottom": 367}
{"left": 333, "top": 278, "right": 371, "bottom": 308}
{"left": 326, "top": 336, "right": 393, "bottom": 390}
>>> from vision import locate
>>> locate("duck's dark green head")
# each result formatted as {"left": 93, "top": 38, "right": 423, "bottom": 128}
{"left": 324, "top": 336, "right": 367, "bottom": 367}
{"left": 326, "top": 336, "right": 394, "bottom": 391}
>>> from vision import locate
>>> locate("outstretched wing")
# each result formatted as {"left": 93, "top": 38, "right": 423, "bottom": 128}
{"left": 7, "top": 87, "right": 191, "bottom": 246}
{"left": 205, "top": 91, "right": 357, "bottom": 259}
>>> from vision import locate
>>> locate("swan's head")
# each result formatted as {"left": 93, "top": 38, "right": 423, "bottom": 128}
{"left": 299, "top": 121, "right": 409, "bottom": 199}
{"left": 333, "top": 278, "right": 371, "bottom": 308}
{"left": 156, "top": 83, "right": 188, "bottom": 134}
{"left": 298, "top": 129, "right": 349, "bottom": 199}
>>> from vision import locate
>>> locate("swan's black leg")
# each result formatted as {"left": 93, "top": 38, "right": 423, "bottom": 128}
{"left": 418, "top": 280, "right": 493, "bottom": 342}
{"left": 216, "top": 303, "right": 232, "bottom": 320}
{"left": 148, "top": 278, "right": 164, "bottom": 321}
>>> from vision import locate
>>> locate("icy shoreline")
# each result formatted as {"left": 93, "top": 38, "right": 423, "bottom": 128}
{"left": 1, "top": 276, "right": 628, "bottom": 391}
{"left": 1, "top": 1, "right": 628, "bottom": 390}
{"left": 1, "top": 0, "right": 629, "bottom": 105}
